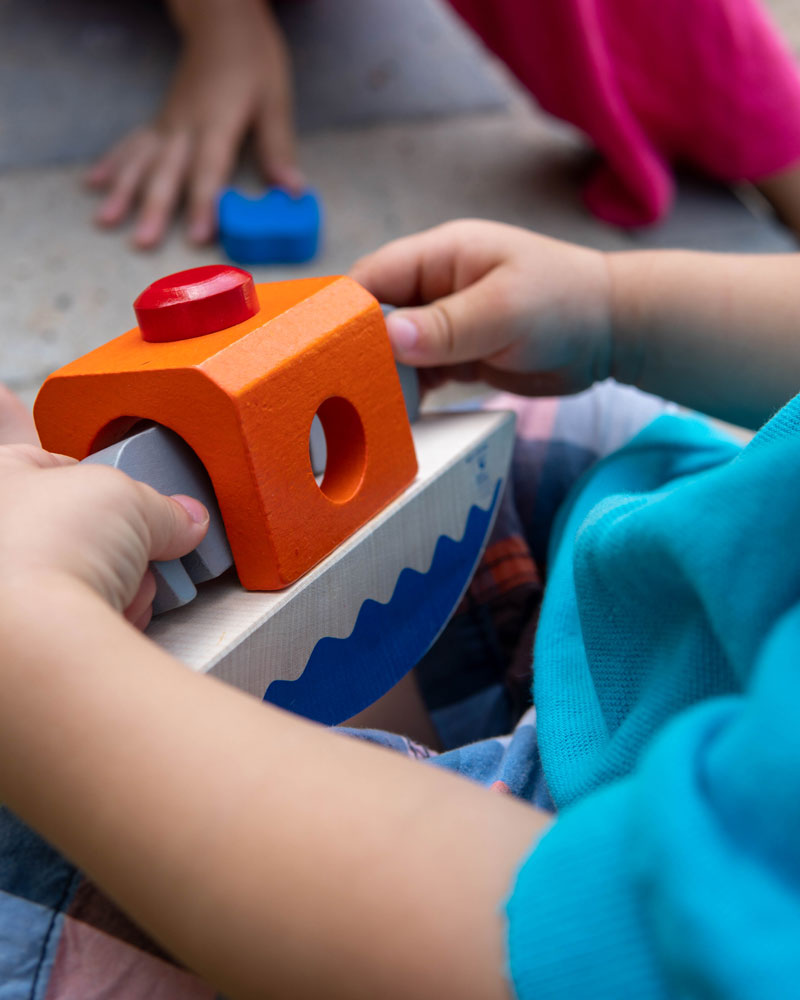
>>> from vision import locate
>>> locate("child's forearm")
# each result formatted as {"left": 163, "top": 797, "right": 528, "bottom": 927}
{"left": 0, "top": 580, "right": 548, "bottom": 1000}
{"left": 167, "top": 0, "right": 272, "bottom": 38}
{"left": 609, "top": 251, "right": 800, "bottom": 429}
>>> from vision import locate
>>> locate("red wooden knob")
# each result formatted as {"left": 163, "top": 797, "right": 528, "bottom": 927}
{"left": 134, "top": 265, "right": 259, "bottom": 343}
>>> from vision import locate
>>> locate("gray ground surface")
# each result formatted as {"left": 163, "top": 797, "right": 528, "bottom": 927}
{"left": 0, "top": 0, "right": 796, "bottom": 409}
{"left": 0, "top": 0, "right": 509, "bottom": 169}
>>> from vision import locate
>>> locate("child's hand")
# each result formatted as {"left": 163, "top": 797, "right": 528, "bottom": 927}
{"left": 351, "top": 220, "right": 613, "bottom": 398}
{"left": 0, "top": 446, "right": 208, "bottom": 629}
{"left": 87, "top": 0, "right": 303, "bottom": 249}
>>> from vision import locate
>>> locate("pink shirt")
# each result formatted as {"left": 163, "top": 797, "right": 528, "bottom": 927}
{"left": 448, "top": 0, "right": 800, "bottom": 225}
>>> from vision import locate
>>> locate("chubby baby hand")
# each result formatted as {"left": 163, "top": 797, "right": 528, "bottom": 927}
{"left": 0, "top": 446, "right": 208, "bottom": 630}
{"left": 351, "top": 220, "right": 613, "bottom": 398}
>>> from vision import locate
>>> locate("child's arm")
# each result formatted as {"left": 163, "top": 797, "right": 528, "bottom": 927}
{"left": 608, "top": 248, "right": 800, "bottom": 429}
{"left": 87, "top": 0, "right": 303, "bottom": 249}
{"left": 0, "top": 445, "right": 550, "bottom": 999}
{"left": 351, "top": 220, "right": 800, "bottom": 429}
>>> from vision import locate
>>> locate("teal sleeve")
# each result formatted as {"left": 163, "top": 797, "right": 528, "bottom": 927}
{"left": 506, "top": 603, "right": 800, "bottom": 998}
{"left": 507, "top": 776, "right": 668, "bottom": 999}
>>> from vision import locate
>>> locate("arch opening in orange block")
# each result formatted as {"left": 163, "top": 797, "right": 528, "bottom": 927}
{"left": 90, "top": 416, "right": 144, "bottom": 453}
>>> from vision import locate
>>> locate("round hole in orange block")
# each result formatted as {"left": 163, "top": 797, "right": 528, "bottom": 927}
{"left": 314, "top": 397, "right": 366, "bottom": 504}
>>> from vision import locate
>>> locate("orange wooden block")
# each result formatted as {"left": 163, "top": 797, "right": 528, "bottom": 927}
{"left": 34, "top": 266, "right": 418, "bottom": 590}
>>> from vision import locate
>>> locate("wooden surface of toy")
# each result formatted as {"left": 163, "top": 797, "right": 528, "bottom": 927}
{"left": 218, "top": 187, "right": 322, "bottom": 265}
{"left": 147, "top": 407, "right": 515, "bottom": 724}
{"left": 34, "top": 266, "right": 418, "bottom": 592}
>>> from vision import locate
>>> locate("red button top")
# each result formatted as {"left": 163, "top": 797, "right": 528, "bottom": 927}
{"left": 133, "top": 265, "right": 259, "bottom": 343}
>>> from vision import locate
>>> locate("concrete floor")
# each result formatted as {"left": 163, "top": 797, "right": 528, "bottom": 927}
{"left": 1, "top": 1, "right": 797, "bottom": 409}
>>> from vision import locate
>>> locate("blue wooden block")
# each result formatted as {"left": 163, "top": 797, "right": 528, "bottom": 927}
{"left": 218, "top": 187, "right": 322, "bottom": 265}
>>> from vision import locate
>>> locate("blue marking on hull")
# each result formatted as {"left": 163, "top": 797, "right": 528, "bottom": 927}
{"left": 264, "top": 478, "right": 502, "bottom": 725}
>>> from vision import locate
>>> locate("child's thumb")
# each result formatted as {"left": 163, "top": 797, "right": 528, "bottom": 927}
{"left": 143, "top": 490, "right": 210, "bottom": 563}
{"left": 383, "top": 283, "right": 507, "bottom": 368}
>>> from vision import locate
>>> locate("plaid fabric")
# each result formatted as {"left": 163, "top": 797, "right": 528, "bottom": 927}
{"left": 0, "top": 383, "right": 672, "bottom": 998}
{"left": 415, "top": 383, "right": 674, "bottom": 741}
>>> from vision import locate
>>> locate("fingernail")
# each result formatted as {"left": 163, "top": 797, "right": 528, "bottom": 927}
{"left": 386, "top": 314, "right": 419, "bottom": 352}
{"left": 171, "top": 494, "right": 209, "bottom": 525}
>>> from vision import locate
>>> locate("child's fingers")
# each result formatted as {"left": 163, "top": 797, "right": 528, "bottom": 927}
{"left": 131, "top": 607, "right": 154, "bottom": 632}
{"left": 85, "top": 134, "right": 133, "bottom": 190}
{"left": 94, "top": 132, "right": 160, "bottom": 227}
{"left": 270, "top": 164, "right": 307, "bottom": 197}
{"left": 123, "top": 569, "right": 157, "bottom": 629}
{"left": 0, "top": 443, "right": 76, "bottom": 473}
{"left": 85, "top": 160, "right": 114, "bottom": 190}
{"left": 132, "top": 132, "right": 192, "bottom": 248}
{"left": 187, "top": 123, "right": 244, "bottom": 244}
{"left": 350, "top": 221, "right": 506, "bottom": 307}
{"left": 85, "top": 158, "right": 117, "bottom": 191}
{"left": 254, "top": 89, "right": 303, "bottom": 193}
{"left": 350, "top": 230, "right": 448, "bottom": 307}
{"left": 0, "top": 461, "right": 206, "bottom": 615}
{"left": 383, "top": 271, "right": 518, "bottom": 368}
{"left": 141, "top": 490, "right": 210, "bottom": 564}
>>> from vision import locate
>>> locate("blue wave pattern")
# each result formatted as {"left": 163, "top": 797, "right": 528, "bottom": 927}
{"left": 264, "top": 479, "right": 502, "bottom": 724}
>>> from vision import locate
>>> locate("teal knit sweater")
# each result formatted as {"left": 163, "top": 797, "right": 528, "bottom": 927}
{"left": 507, "top": 397, "right": 800, "bottom": 997}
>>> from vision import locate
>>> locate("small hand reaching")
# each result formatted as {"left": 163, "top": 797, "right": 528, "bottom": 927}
{"left": 86, "top": 0, "right": 303, "bottom": 249}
